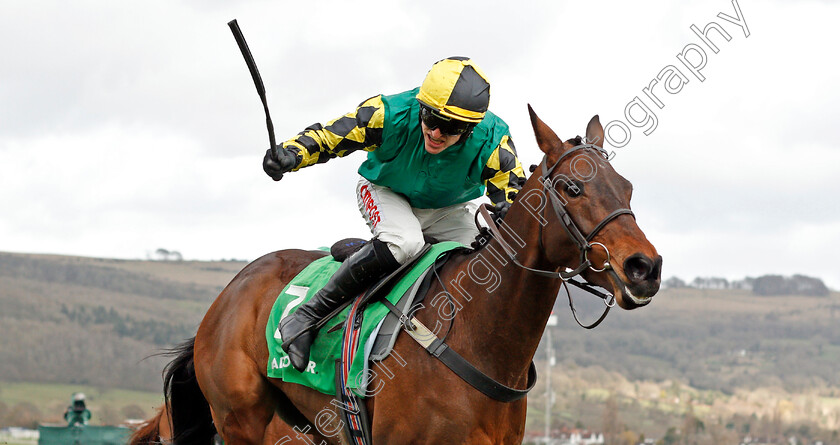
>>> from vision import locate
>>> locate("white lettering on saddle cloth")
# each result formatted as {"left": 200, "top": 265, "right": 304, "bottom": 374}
{"left": 271, "top": 356, "right": 318, "bottom": 374}
{"left": 359, "top": 184, "right": 381, "bottom": 228}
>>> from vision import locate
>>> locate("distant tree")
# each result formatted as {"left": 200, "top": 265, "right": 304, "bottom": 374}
{"left": 771, "top": 407, "right": 783, "bottom": 443}
{"left": 668, "top": 381, "right": 682, "bottom": 399}
{"left": 742, "top": 418, "right": 752, "bottom": 435}
{"left": 659, "top": 427, "right": 680, "bottom": 445}
{"left": 794, "top": 424, "right": 812, "bottom": 441}
{"left": 682, "top": 403, "right": 699, "bottom": 445}
{"left": 602, "top": 393, "right": 620, "bottom": 445}
{"left": 690, "top": 277, "right": 728, "bottom": 289}
{"left": 154, "top": 248, "right": 170, "bottom": 261}
{"left": 154, "top": 248, "right": 183, "bottom": 261}
{"left": 618, "top": 430, "right": 638, "bottom": 445}
{"left": 752, "top": 275, "right": 789, "bottom": 295}
{"left": 791, "top": 274, "right": 830, "bottom": 296}
{"left": 663, "top": 276, "right": 687, "bottom": 289}
{"left": 731, "top": 277, "right": 755, "bottom": 290}
{"left": 707, "top": 277, "right": 728, "bottom": 289}
{"left": 753, "top": 274, "right": 830, "bottom": 296}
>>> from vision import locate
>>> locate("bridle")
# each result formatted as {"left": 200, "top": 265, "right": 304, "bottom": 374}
{"left": 390, "top": 142, "right": 633, "bottom": 401}
{"left": 478, "top": 143, "right": 634, "bottom": 328}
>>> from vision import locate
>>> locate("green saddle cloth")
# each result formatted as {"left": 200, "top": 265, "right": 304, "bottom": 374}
{"left": 265, "top": 242, "right": 462, "bottom": 396}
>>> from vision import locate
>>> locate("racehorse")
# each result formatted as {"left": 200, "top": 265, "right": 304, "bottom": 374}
{"left": 144, "top": 107, "right": 662, "bottom": 444}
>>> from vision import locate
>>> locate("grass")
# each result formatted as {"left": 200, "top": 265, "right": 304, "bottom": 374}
{"left": 0, "top": 381, "right": 163, "bottom": 424}
{"left": 1, "top": 381, "right": 162, "bottom": 407}
{"left": 0, "top": 436, "right": 37, "bottom": 445}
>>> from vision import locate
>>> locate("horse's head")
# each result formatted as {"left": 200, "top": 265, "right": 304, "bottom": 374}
{"left": 523, "top": 106, "right": 661, "bottom": 309}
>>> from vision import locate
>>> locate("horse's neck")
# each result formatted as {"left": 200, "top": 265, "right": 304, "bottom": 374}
{"left": 437, "top": 205, "right": 566, "bottom": 383}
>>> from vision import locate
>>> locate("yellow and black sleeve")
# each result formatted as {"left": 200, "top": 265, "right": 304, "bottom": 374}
{"left": 481, "top": 135, "right": 527, "bottom": 205}
{"left": 281, "top": 95, "right": 385, "bottom": 170}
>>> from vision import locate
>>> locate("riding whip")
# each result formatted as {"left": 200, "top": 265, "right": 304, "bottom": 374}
{"left": 227, "top": 19, "right": 276, "bottom": 149}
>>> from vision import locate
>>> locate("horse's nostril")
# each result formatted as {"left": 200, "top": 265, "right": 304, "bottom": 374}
{"left": 624, "top": 254, "right": 655, "bottom": 283}
{"left": 651, "top": 255, "right": 662, "bottom": 281}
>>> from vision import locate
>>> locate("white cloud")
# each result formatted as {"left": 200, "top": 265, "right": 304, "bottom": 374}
{"left": 0, "top": 0, "right": 838, "bottom": 290}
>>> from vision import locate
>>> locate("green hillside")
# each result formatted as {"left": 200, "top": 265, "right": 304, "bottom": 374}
{"left": 0, "top": 252, "right": 244, "bottom": 392}
{"left": 546, "top": 286, "right": 840, "bottom": 394}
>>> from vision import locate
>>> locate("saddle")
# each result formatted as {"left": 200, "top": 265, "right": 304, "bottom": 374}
{"left": 265, "top": 240, "right": 463, "bottom": 394}
{"left": 327, "top": 238, "right": 446, "bottom": 357}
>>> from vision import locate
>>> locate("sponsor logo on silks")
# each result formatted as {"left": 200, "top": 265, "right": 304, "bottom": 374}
{"left": 360, "top": 184, "right": 381, "bottom": 228}
{"left": 271, "top": 356, "right": 317, "bottom": 374}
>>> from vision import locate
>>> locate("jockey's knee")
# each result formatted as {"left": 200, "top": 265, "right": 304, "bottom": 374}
{"left": 379, "top": 234, "right": 424, "bottom": 264}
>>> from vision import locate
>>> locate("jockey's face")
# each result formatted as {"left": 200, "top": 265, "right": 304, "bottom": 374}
{"left": 421, "top": 122, "right": 462, "bottom": 154}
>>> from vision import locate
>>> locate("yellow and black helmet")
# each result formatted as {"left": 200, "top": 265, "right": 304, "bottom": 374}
{"left": 416, "top": 57, "right": 490, "bottom": 123}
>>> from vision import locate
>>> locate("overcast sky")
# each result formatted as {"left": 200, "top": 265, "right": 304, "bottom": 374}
{"left": 1, "top": 0, "right": 838, "bottom": 289}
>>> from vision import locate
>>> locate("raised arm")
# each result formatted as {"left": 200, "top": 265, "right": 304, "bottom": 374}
{"left": 263, "top": 96, "right": 385, "bottom": 180}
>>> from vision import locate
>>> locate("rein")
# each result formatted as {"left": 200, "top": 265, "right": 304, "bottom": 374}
{"left": 478, "top": 143, "right": 634, "bottom": 329}
{"left": 383, "top": 144, "right": 635, "bottom": 402}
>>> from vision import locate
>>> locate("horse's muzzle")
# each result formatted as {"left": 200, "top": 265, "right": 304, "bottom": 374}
{"left": 619, "top": 254, "right": 662, "bottom": 307}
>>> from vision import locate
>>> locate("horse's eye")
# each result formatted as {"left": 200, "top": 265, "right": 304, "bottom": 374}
{"left": 565, "top": 180, "right": 584, "bottom": 197}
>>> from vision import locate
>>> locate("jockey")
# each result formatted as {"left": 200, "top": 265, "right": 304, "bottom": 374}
{"left": 264, "top": 57, "right": 526, "bottom": 372}
{"left": 63, "top": 392, "right": 91, "bottom": 426}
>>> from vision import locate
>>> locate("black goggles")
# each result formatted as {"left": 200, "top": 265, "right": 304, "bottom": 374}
{"left": 419, "top": 106, "right": 474, "bottom": 136}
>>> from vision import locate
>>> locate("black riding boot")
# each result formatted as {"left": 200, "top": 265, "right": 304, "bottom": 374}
{"left": 279, "top": 239, "right": 399, "bottom": 372}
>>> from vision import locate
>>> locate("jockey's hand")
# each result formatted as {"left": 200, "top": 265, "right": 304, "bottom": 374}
{"left": 263, "top": 146, "right": 298, "bottom": 181}
{"left": 492, "top": 201, "right": 511, "bottom": 220}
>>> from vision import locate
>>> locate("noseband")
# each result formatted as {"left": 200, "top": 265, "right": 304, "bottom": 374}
{"left": 478, "top": 143, "right": 634, "bottom": 328}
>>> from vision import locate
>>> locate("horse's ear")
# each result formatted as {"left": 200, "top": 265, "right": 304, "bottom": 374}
{"left": 585, "top": 115, "right": 604, "bottom": 148}
{"left": 528, "top": 104, "right": 562, "bottom": 154}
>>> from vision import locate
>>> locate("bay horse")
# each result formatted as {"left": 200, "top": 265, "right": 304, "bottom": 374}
{"left": 145, "top": 107, "right": 661, "bottom": 444}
